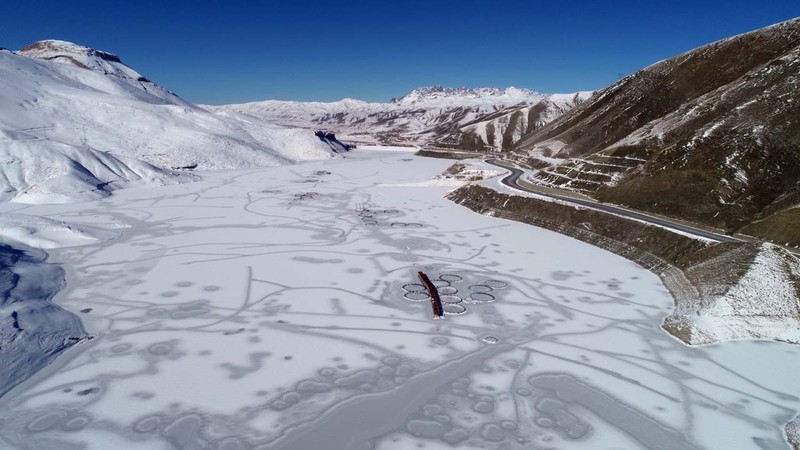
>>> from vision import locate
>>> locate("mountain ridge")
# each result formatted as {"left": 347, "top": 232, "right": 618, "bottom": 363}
{"left": 209, "top": 86, "right": 592, "bottom": 150}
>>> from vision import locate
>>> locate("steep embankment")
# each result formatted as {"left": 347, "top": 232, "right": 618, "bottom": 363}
{"left": 513, "top": 18, "right": 800, "bottom": 247}
{"left": 448, "top": 185, "right": 800, "bottom": 345}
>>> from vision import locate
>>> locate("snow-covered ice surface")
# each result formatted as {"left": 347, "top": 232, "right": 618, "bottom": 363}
{"left": 0, "top": 151, "right": 798, "bottom": 449}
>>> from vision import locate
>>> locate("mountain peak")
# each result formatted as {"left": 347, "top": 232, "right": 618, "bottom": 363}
{"left": 14, "top": 39, "right": 191, "bottom": 108}
{"left": 19, "top": 40, "right": 123, "bottom": 66}
{"left": 390, "top": 85, "right": 542, "bottom": 105}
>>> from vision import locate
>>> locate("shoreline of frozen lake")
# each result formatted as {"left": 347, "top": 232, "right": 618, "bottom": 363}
{"left": 0, "top": 149, "right": 798, "bottom": 449}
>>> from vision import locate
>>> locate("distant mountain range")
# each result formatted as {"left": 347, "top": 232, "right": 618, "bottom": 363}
{"left": 207, "top": 86, "right": 592, "bottom": 150}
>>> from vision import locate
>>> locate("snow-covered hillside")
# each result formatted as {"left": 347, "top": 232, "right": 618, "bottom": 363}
{"left": 208, "top": 86, "right": 592, "bottom": 150}
{"left": 0, "top": 41, "right": 337, "bottom": 203}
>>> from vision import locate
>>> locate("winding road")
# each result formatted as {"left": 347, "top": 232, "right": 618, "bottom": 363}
{"left": 486, "top": 159, "right": 742, "bottom": 244}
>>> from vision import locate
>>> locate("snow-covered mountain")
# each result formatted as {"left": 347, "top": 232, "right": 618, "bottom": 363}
{"left": 0, "top": 40, "right": 338, "bottom": 203}
{"left": 208, "top": 86, "right": 592, "bottom": 150}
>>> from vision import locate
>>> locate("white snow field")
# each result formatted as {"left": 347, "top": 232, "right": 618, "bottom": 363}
{"left": 0, "top": 41, "right": 336, "bottom": 203}
{"left": 0, "top": 150, "right": 799, "bottom": 449}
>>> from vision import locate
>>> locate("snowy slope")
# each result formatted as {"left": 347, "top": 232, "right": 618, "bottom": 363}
{"left": 666, "top": 243, "right": 800, "bottom": 345}
{"left": 0, "top": 41, "right": 337, "bottom": 202}
{"left": 208, "top": 86, "right": 591, "bottom": 150}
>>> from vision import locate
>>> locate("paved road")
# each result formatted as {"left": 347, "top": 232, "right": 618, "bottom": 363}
{"left": 486, "top": 159, "right": 742, "bottom": 244}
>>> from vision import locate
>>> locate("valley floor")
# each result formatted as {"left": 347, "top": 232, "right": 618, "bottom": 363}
{"left": 0, "top": 150, "right": 798, "bottom": 449}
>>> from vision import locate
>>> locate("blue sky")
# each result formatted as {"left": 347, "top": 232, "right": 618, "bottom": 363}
{"left": 2, "top": 1, "right": 799, "bottom": 104}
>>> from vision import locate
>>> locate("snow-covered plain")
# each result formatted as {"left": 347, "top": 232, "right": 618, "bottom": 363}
{"left": 0, "top": 150, "right": 798, "bottom": 449}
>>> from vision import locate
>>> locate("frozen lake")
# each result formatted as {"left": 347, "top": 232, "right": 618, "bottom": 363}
{"left": 0, "top": 150, "right": 798, "bottom": 449}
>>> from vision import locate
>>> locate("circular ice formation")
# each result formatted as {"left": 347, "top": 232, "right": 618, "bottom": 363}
{"left": 501, "top": 420, "right": 519, "bottom": 431}
{"left": 535, "top": 417, "right": 554, "bottom": 428}
{"left": 484, "top": 280, "right": 508, "bottom": 289}
{"left": 439, "top": 274, "right": 463, "bottom": 283}
{"left": 403, "top": 291, "right": 430, "bottom": 302}
{"left": 469, "top": 284, "right": 493, "bottom": 293}
{"left": 27, "top": 412, "right": 66, "bottom": 432}
{"left": 62, "top": 416, "right": 91, "bottom": 432}
{"left": 480, "top": 423, "right": 507, "bottom": 442}
{"left": 443, "top": 428, "right": 469, "bottom": 444}
{"left": 147, "top": 342, "right": 174, "bottom": 356}
{"left": 431, "top": 279, "right": 450, "bottom": 288}
{"left": 382, "top": 356, "right": 400, "bottom": 366}
{"left": 133, "top": 415, "right": 162, "bottom": 433}
{"left": 111, "top": 343, "right": 133, "bottom": 353}
{"left": 432, "top": 336, "right": 450, "bottom": 345}
{"left": 270, "top": 400, "right": 290, "bottom": 410}
{"left": 438, "top": 286, "right": 458, "bottom": 295}
{"left": 402, "top": 283, "right": 427, "bottom": 293}
{"left": 472, "top": 400, "right": 494, "bottom": 414}
{"left": 443, "top": 304, "right": 467, "bottom": 315}
{"left": 318, "top": 367, "right": 337, "bottom": 377}
{"left": 468, "top": 292, "right": 495, "bottom": 303}
{"left": 440, "top": 295, "right": 463, "bottom": 304}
